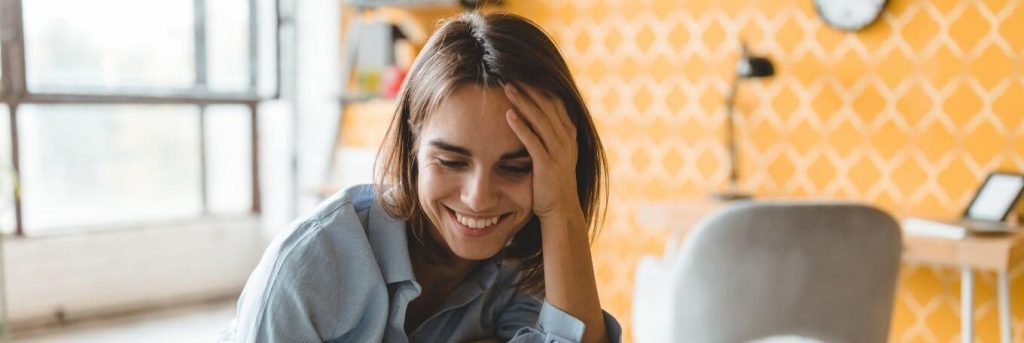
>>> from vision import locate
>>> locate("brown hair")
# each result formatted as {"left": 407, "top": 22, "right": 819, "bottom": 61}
{"left": 373, "top": 11, "right": 607, "bottom": 295}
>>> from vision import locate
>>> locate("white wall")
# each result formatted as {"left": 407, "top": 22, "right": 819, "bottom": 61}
{"left": 2, "top": 216, "right": 263, "bottom": 329}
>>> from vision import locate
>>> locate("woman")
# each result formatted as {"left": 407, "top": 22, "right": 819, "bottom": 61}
{"left": 227, "top": 11, "right": 619, "bottom": 343}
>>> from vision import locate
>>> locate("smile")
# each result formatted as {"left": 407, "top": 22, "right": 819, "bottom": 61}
{"left": 447, "top": 207, "right": 504, "bottom": 230}
{"left": 455, "top": 212, "right": 500, "bottom": 229}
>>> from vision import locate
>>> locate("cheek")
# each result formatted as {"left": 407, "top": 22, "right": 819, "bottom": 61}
{"left": 416, "top": 168, "right": 451, "bottom": 237}
{"left": 418, "top": 167, "right": 451, "bottom": 203}
{"left": 509, "top": 177, "right": 533, "bottom": 211}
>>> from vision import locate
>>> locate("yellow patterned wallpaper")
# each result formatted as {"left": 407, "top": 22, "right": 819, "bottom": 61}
{"left": 499, "top": 0, "right": 1023, "bottom": 342}
{"left": 341, "top": 0, "right": 1024, "bottom": 341}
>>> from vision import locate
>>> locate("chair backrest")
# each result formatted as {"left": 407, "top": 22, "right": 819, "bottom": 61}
{"left": 666, "top": 201, "right": 902, "bottom": 342}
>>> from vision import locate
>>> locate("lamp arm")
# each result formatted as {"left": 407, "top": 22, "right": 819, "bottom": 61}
{"left": 725, "top": 76, "right": 741, "bottom": 192}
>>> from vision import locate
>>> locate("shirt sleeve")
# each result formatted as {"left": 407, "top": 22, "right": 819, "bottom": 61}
{"left": 228, "top": 217, "right": 390, "bottom": 343}
{"left": 230, "top": 220, "right": 341, "bottom": 342}
{"left": 497, "top": 290, "right": 623, "bottom": 343}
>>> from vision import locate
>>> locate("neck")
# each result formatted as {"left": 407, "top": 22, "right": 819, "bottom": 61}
{"left": 409, "top": 242, "right": 478, "bottom": 293}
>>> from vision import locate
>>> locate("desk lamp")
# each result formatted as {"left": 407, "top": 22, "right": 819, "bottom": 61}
{"left": 712, "top": 42, "right": 775, "bottom": 201}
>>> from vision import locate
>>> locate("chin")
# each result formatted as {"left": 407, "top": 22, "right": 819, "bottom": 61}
{"left": 435, "top": 206, "right": 529, "bottom": 262}
{"left": 452, "top": 251, "right": 499, "bottom": 261}
{"left": 447, "top": 241, "right": 503, "bottom": 261}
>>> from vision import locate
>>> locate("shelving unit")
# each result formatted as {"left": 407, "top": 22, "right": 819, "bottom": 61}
{"left": 324, "top": 1, "right": 493, "bottom": 196}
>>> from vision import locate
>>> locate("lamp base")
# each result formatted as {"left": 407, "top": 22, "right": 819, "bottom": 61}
{"left": 710, "top": 190, "right": 753, "bottom": 201}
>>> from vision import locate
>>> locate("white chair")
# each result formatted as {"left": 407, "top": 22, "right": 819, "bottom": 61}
{"left": 633, "top": 201, "right": 902, "bottom": 342}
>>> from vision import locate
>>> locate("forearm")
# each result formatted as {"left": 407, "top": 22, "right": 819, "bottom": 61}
{"left": 540, "top": 210, "right": 608, "bottom": 343}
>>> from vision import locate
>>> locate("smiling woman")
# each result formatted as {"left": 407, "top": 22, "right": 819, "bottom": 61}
{"left": 226, "top": 11, "right": 620, "bottom": 343}
{"left": 415, "top": 86, "right": 537, "bottom": 261}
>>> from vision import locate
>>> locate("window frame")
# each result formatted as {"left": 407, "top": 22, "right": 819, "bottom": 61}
{"left": 0, "top": 0, "right": 278, "bottom": 236}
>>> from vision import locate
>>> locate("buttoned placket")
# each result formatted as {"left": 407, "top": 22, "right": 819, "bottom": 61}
{"left": 407, "top": 259, "right": 501, "bottom": 342}
{"left": 385, "top": 280, "right": 422, "bottom": 343}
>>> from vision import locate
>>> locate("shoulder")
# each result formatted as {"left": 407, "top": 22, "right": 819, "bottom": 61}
{"left": 235, "top": 184, "right": 395, "bottom": 340}
{"left": 258, "top": 185, "right": 374, "bottom": 263}
{"left": 261, "top": 183, "right": 418, "bottom": 293}
{"left": 276, "top": 184, "right": 384, "bottom": 265}
{"left": 305, "top": 184, "right": 377, "bottom": 225}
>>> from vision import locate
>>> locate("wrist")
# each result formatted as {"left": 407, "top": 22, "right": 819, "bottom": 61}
{"left": 538, "top": 205, "right": 587, "bottom": 235}
{"left": 537, "top": 200, "right": 584, "bottom": 221}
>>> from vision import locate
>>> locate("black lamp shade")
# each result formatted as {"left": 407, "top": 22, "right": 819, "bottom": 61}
{"left": 737, "top": 56, "right": 775, "bottom": 78}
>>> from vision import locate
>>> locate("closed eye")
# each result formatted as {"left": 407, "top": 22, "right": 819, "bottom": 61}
{"left": 501, "top": 164, "right": 532, "bottom": 177}
{"left": 436, "top": 158, "right": 468, "bottom": 169}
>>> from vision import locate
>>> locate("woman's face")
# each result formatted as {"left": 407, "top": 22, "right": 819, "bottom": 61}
{"left": 416, "top": 84, "right": 534, "bottom": 261}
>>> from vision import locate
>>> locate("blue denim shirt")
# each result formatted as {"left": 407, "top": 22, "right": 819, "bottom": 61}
{"left": 225, "top": 185, "right": 622, "bottom": 342}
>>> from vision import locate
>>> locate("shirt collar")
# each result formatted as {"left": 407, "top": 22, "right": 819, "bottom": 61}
{"left": 360, "top": 186, "right": 503, "bottom": 289}
{"left": 364, "top": 193, "right": 417, "bottom": 285}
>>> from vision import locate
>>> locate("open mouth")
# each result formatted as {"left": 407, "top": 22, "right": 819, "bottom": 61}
{"left": 446, "top": 206, "right": 508, "bottom": 231}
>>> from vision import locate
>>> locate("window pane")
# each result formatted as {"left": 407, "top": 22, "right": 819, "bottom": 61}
{"left": 257, "top": 0, "right": 279, "bottom": 97}
{"left": 207, "top": 0, "right": 252, "bottom": 92}
{"left": 18, "top": 105, "right": 202, "bottom": 232}
{"left": 0, "top": 106, "right": 13, "bottom": 234}
{"left": 0, "top": 3, "right": 4, "bottom": 87}
{"left": 205, "top": 105, "right": 252, "bottom": 214}
{"left": 23, "top": 0, "right": 195, "bottom": 92}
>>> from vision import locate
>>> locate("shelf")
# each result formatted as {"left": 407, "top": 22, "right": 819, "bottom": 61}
{"left": 339, "top": 93, "right": 395, "bottom": 105}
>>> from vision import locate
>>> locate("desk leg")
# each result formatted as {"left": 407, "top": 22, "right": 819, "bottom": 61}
{"left": 963, "top": 267, "right": 974, "bottom": 343}
{"left": 998, "top": 271, "right": 1011, "bottom": 343}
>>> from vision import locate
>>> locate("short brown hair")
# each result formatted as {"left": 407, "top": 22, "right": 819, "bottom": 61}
{"left": 373, "top": 11, "right": 607, "bottom": 295}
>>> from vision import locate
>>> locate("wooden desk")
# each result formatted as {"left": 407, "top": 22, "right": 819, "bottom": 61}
{"left": 902, "top": 230, "right": 1024, "bottom": 272}
{"left": 903, "top": 226, "right": 1024, "bottom": 343}
{"left": 635, "top": 199, "right": 1024, "bottom": 343}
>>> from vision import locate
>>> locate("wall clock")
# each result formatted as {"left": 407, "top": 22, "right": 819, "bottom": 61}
{"left": 813, "top": 0, "right": 888, "bottom": 32}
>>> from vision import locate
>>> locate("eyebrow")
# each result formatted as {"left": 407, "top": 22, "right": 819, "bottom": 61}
{"left": 427, "top": 139, "right": 530, "bottom": 160}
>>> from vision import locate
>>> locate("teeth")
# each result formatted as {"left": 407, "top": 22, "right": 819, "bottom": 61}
{"left": 455, "top": 212, "right": 501, "bottom": 229}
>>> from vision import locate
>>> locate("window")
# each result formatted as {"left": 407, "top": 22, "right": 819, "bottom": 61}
{"left": 2, "top": 0, "right": 276, "bottom": 235}
{"left": 18, "top": 105, "right": 203, "bottom": 230}
{"left": 206, "top": 0, "right": 253, "bottom": 92}
{"left": 0, "top": 106, "right": 13, "bottom": 235}
{"left": 204, "top": 105, "right": 254, "bottom": 214}
{"left": 23, "top": 0, "right": 196, "bottom": 92}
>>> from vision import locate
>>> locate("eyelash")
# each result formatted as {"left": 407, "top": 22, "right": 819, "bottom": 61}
{"left": 436, "top": 159, "right": 466, "bottom": 169}
{"left": 435, "top": 158, "right": 532, "bottom": 177}
{"left": 503, "top": 165, "right": 532, "bottom": 177}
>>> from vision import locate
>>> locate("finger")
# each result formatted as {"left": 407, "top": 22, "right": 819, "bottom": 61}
{"left": 506, "top": 109, "right": 551, "bottom": 159}
{"left": 553, "top": 97, "right": 576, "bottom": 139}
{"left": 550, "top": 99, "right": 579, "bottom": 164}
{"left": 518, "top": 85, "right": 562, "bottom": 131}
{"left": 504, "top": 84, "right": 559, "bottom": 152}
{"left": 519, "top": 85, "right": 576, "bottom": 148}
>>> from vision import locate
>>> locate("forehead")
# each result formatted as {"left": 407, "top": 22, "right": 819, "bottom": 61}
{"left": 420, "top": 84, "right": 523, "bottom": 154}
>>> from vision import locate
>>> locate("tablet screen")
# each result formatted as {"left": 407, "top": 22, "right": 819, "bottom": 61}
{"left": 966, "top": 173, "right": 1024, "bottom": 221}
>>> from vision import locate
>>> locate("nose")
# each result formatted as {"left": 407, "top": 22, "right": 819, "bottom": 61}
{"left": 461, "top": 167, "right": 499, "bottom": 212}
